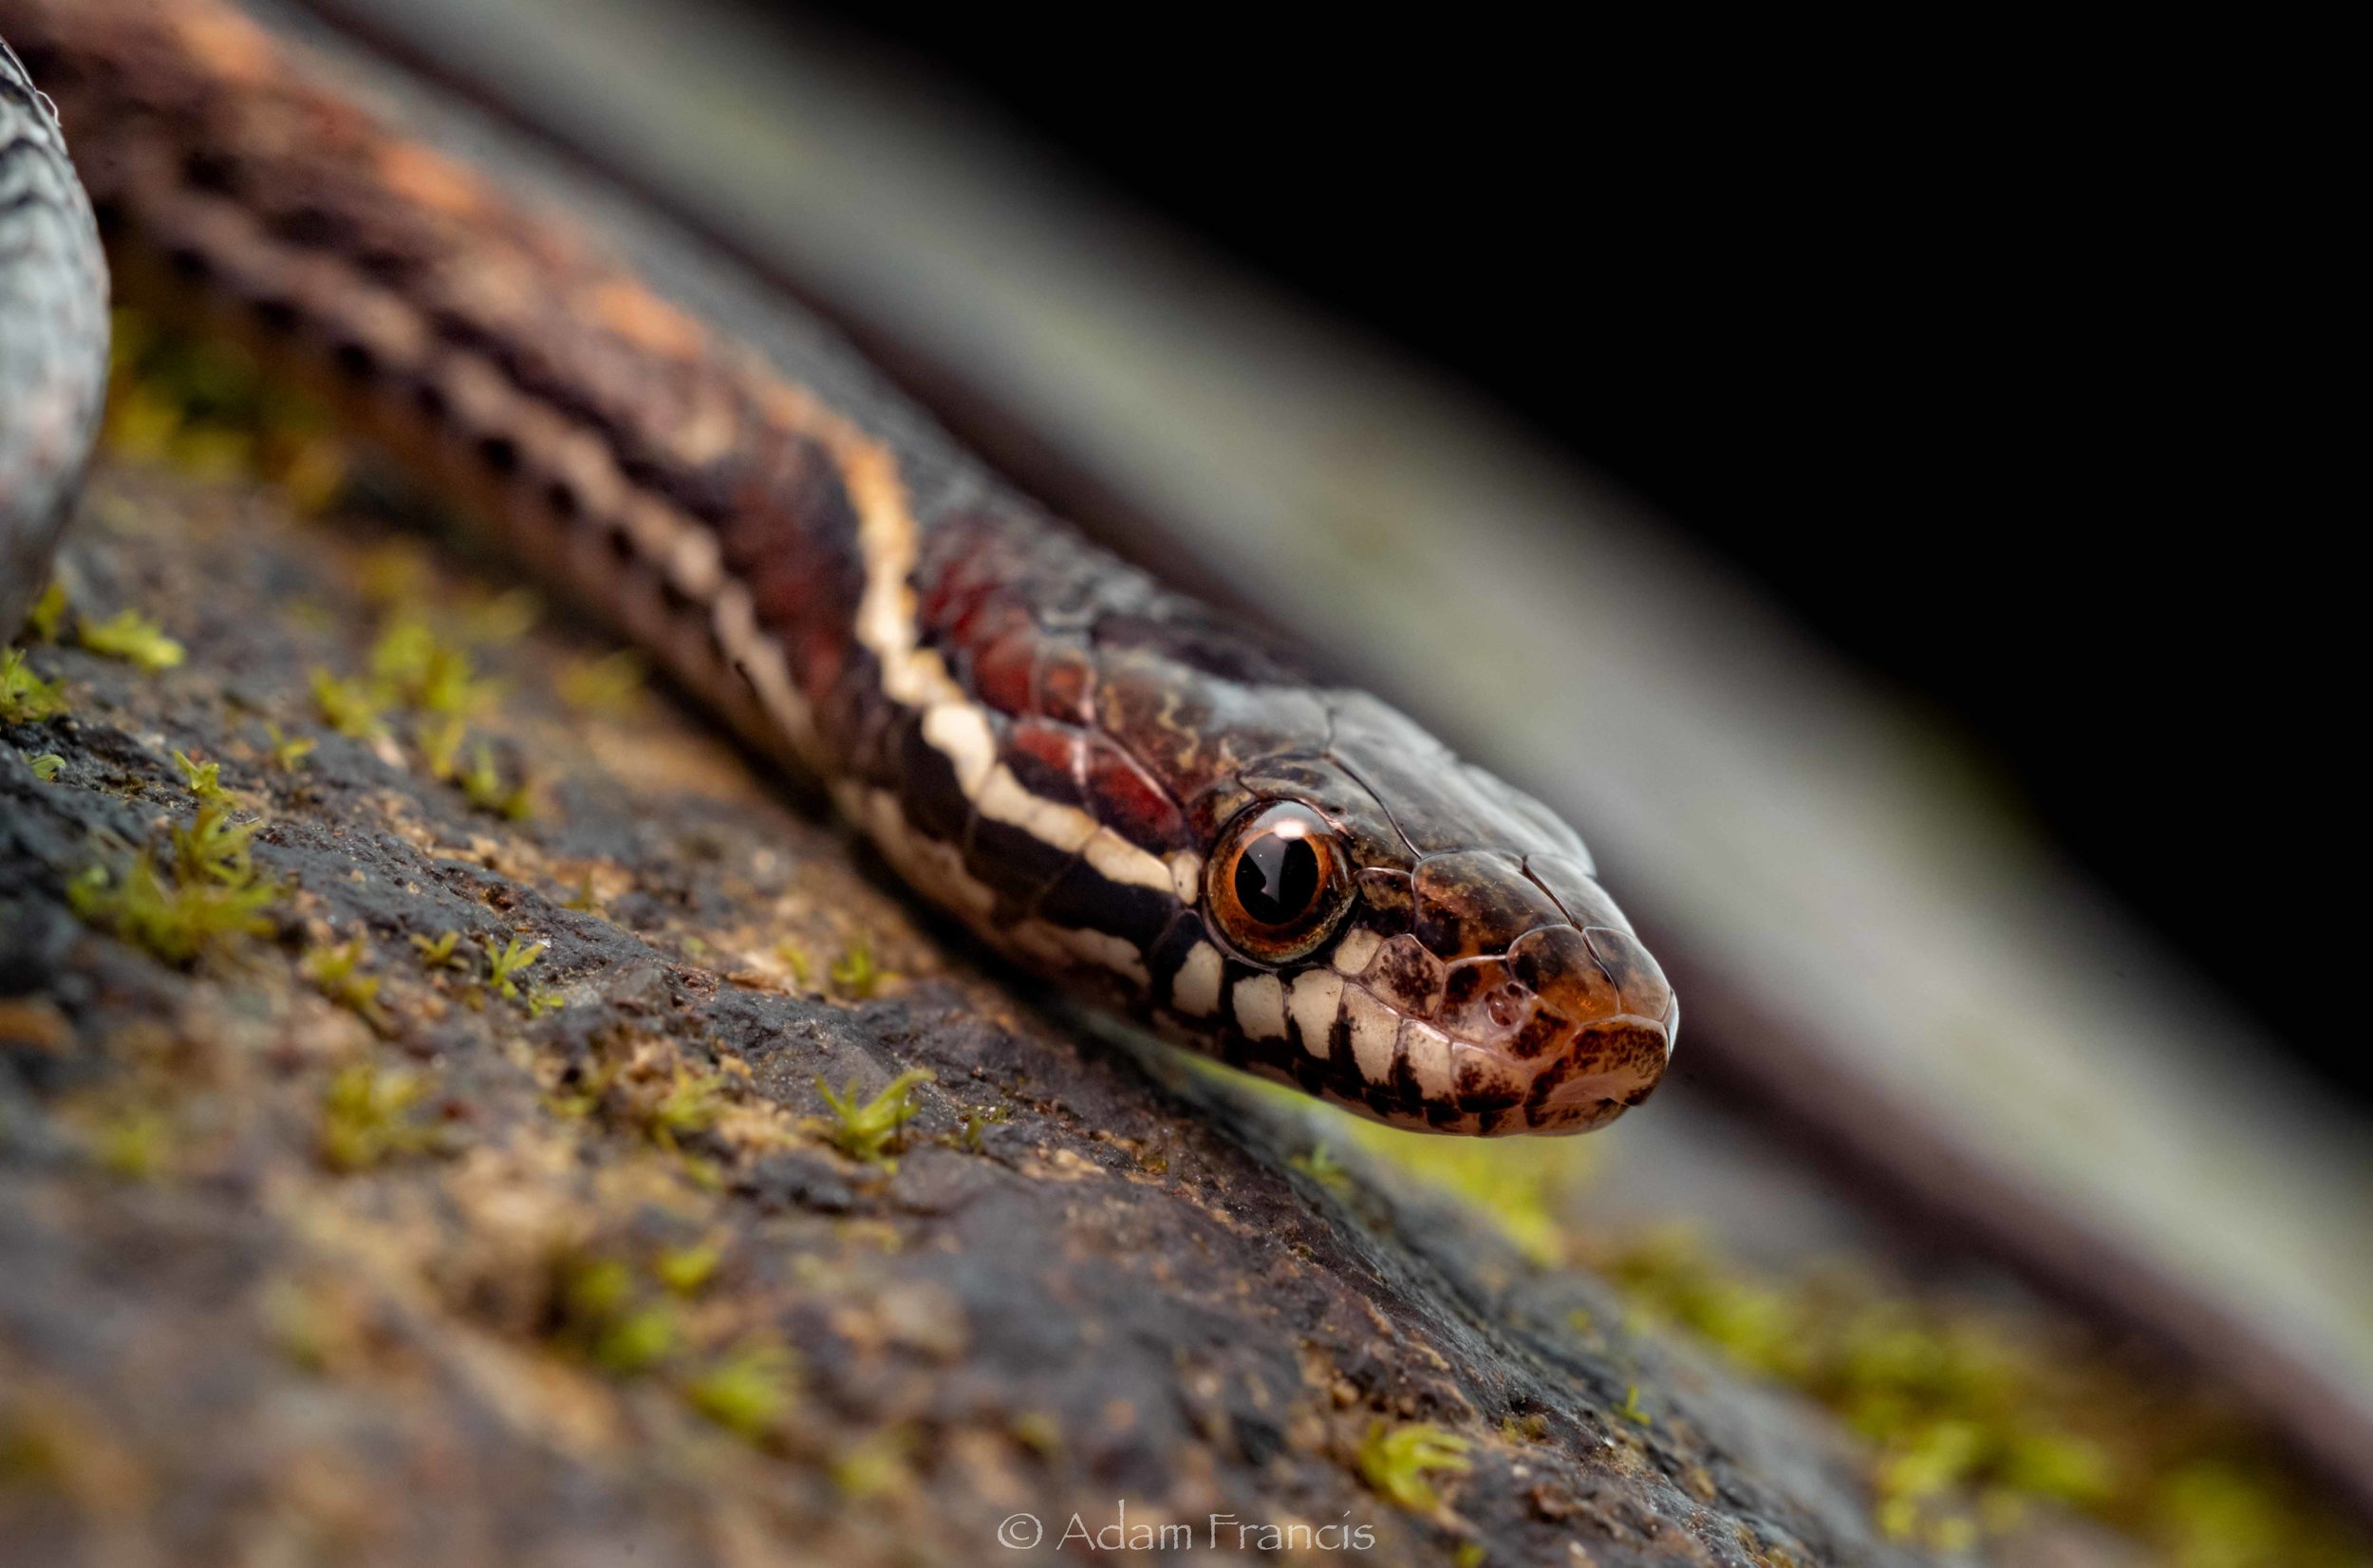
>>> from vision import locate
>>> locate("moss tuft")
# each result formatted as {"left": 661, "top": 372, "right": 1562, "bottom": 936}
{"left": 304, "top": 939, "right": 390, "bottom": 1032}
{"left": 171, "top": 749, "right": 232, "bottom": 805}
{"left": 1593, "top": 1227, "right": 2365, "bottom": 1564}
{"left": 1, "top": 649, "right": 68, "bottom": 723}
{"left": 458, "top": 742, "right": 534, "bottom": 820}
{"left": 484, "top": 937, "right": 545, "bottom": 999}
{"left": 76, "top": 609, "right": 185, "bottom": 672}
{"left": 815, "top": 1068, "right": 933, "bottom": 1165}
{"left": 410, "top": 929, "right": 464, "bottom": 970}
{"left": 25, "top": 582, "right": 68, "bottom": 644}
{"left": 557, "top": 649, "right": 648, "bottom": 716}
{"left": 683, "top": 1340, "right": 796, "bottom": 1439}
{"left": 1355, "top": 1419, "right": 1472, "bottom": 1513}
{"left": 68, "top": 839, "right": 279, "bottom": 965}
{"left": 317, "top": 1062, "right": 439, "bottom": 1172}
{"left": 828, "top": 938, "right": 885, "bottom": 999}
{"left": 263, "top": 722, "right": 315, "bottom": 773}
{"left": 309, "top": 667, "right": 387, "bottom": 740}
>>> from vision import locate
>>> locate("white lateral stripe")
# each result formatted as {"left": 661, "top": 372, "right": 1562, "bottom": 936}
{"left": 921, "top": 700, "right": 997, "bottom": 794}
{"left": 1084, "top": 826, "right": 1180, "bottom": 893}
{"left": 975, "top": 764, "right": 1099, "bottom": 854}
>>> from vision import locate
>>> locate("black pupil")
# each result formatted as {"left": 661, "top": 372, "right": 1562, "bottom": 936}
{"left": 1235, "top": 831, "right": 1320, "bottom": 926}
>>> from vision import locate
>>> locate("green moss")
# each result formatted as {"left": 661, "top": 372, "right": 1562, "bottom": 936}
{"left": 773, "top": 940, "right": 811, "bottom": 989}
{"left": 1, "top": 649, "right": 67, "bottom": 723}
{"left": 827, "top": 937, "right": 884, "bottom": 999}
{"left": 410, "top": 929, "right": 464, "bottom": 970}
{"left": 309, "top": 667, "right": 387, "bottom": 740}
{"left": 1593, "top": 1227, "right": 2367, "bottom": 1565}
{"left": 458, "top": 742, "right": 533, "bottom": 820}
{"left": 304, "top": 939, "right": 390, "bottom": 1032}
{"left": 683, "top": 1340, "right": 796, "bottom": 1439}
{"left": 594, "top": 1305, "right": 682, "bottom": 1374}
{"left": 171, "top": 749, "right": 232, "bottom": 805}
{"left": 815, "top": 1067, "right": 933, "bottom": 1165}
{"left": 102, "top": 303, "right": 349, "bottom": 509}
{"left": 651, "top": 1068, "right": 730, "bottom": 1145}
{"left": 369, "top": 618, "right": 493, "bottom": 718}
{"left": 76, "top": 608, "right": 185, "bottom": 672}
{"left": 68, "top": 845, "right": 280, "bottom": 965}
{"left": 317, "top": 1062, "right": 439, "bottom": 1172}
{"left": 263, "top": 722, "right": 316, "bottom": 773}
{"left": 1288, "top": 1142, "right": 1355, "bottom": 1196}
{"left": 28, "top": 754, "right": 64, "bottom": 783}
{"left": 415, "top": 712, "right": 466, "bottom": 781}
{"left": 485, "top": 937, "right": 545, "bottom": 999}
{"left": 653, "top": 1240, "right": 724, "bottom": 1296}
{"left": 88, "top": 1105, "right": 174, "bottom": 1181}
{"left": 557, "top": 649, "right": 648, "bottom": 717}
{"left": 552, "top": 1256, "right": 685, "bottom": 1377}
{"left": 1615, "top": 1385, "right": 1651, "bottom": 1426}
{"left": 563, "top": 870, "right": 604, "bottom": 915}
{"left": 25, "top": 581, "right": 68, "bottom": 644}
{"left": 170, "top": 804, "right": 262, "bottom": 887}
{"left": 1355, "top": 1419, "right": 1471, "bottom": 1513}
{"left": 1009, "top": 1411, "right": 1063, "bottom": 1459}
{"left": 830, "top": 1426, "right": 915, "bottom": 1500}
{"left": 956, "top": 1104, "right": 1009, "bottom": 1153}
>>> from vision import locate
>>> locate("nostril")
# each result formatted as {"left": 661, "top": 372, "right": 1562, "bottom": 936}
{"left": 1485, "top": 985, "right": 1525, "bottom": 1030}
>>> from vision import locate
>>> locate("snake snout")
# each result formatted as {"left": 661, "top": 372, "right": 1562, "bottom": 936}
{"left": 1381, "top": 850, "right": 1677, "bottom": 1132}
{"left": 1494, "top": 923, "right": 1675, "bottom": 1131}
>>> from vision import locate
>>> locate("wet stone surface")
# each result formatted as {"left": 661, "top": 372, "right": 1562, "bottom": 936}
{"left": 0, "top": 461, "right": 1938, "bottom": 1566}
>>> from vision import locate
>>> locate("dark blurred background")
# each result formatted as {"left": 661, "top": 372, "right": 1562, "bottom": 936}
{"left": 775, "top": 7, "right": 2348, "bottom": 1101}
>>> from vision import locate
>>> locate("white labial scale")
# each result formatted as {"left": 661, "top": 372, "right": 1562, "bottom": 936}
{"left": 1233, "top": 972, "right": 1287, "bottom": 1040}
{"left": 1343, "top": 986, "right": 1399, "bottom": 1084}
{"left": 1397, "top": 1018, "right": 1455, "bottom": 1098}
{"left": 1290, "top": 971, "right": 1344, "bottom": 1059}
{"left": 1171, "top": 941, "right": 1224, "bottom": 1017}
{"left": 1331, "top": 926, "right": 1383, "bottom": 976}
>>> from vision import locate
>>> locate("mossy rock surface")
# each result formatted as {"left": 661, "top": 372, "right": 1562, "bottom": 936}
{"left": 0, "top": 459, "right": 1963, "bottom": 1567}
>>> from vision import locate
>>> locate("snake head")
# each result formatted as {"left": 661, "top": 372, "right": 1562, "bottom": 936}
{"left": 1179, "top": 695, "right": 1675, "bottom": 1135}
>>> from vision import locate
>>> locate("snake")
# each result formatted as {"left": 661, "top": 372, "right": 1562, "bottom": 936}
{"left": 0, "top": 0, "right": 1675, "bottom": 1135}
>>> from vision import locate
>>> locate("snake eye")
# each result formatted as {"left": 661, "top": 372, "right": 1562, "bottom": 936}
{"left": 1206, "top": 801, "right": 1352, "bottom": 961}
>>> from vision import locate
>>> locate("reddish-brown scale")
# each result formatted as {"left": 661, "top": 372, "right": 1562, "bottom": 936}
{"left": 1082, "top": 736, "right": 1190, "bottom": 853}
{"left": 1033, "top": 638, "right": 1097, "bottom": 726}
{"left": 1003, "top": 718, "right": 1089, "bottom": 804}
{"left": 959, "top": 608, "right": 1038, "bottom": 717}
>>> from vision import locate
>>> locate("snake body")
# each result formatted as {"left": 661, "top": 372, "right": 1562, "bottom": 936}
{"left": 0, "top": 38, "right": 107, "bottom": 636}
{"left": 0, "top": 0, "right": 1674, "bottom": 1134}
